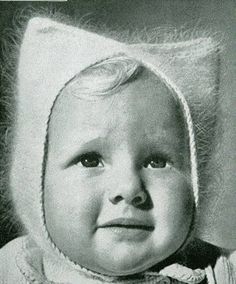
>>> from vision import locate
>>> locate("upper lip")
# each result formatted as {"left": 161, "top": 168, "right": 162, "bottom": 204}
{"left": 97, "top": 218, "right": 154, "bottom": 231}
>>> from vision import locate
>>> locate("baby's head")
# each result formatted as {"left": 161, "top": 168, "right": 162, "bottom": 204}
{"left": 44, "top": 56, "right": 194, "bottom": 275}
{"left": 9, "top": 17, "right": 220, "bottom": 281}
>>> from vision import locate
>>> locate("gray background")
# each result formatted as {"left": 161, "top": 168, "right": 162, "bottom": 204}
{"left": 0, "top": 0, "right": 235, "bottom": 249}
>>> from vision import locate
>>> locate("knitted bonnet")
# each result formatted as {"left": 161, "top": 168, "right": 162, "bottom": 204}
{"left": 10, "top": 17, "right": 220, "bottom": 282}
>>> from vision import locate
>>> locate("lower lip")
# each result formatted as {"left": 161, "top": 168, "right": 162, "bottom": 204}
{"left": 98, "top": 226, "right": 153, "bottom": 241}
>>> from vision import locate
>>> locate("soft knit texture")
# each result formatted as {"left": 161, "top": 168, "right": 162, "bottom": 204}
{"left": 1, "top": 236, "right": 236, "bottom": 284}
{"left": 2, "top": 17, "right": 234, "bottom": 283}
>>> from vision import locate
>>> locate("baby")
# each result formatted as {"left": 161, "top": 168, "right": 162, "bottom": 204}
{"left": 0, "top": 17, "right": 235, "bottom": 283}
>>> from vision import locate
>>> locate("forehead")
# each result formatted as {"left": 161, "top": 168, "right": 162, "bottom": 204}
{"left": 49, "top": 70, "right": 184, "bottom": 150}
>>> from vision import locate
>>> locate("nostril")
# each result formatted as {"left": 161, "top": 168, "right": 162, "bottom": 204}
{"left": 133, "top": 196, "right": 142, "bottom": 206}
{"left": 110, "top": 195, "right": 123, "bottom": 204}
{"left": 132, "top": 191, "right": 146, "bottom": 206}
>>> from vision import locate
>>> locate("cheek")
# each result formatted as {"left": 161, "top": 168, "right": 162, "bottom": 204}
{"left": 44, "top": 168, "right": 107, "bottom": 264}
{"left": 149, "top": 171, "right": 193, "bottom": 214}
{"left": 149, "top": 172, "right": 193, "bottom": 247}
{"left": 44, "top": 168, "right": 104, "bottom": 236}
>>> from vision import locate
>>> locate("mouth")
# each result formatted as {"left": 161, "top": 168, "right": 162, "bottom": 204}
{"left": 98, "top": 218, "right": 154, "bottom": 231}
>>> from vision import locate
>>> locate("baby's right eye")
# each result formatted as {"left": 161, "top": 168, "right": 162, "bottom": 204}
{"left": 77, "top": 152, "right": 104, "bottom": 168}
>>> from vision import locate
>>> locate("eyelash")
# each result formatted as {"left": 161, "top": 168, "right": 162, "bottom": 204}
{"left": 74, "top": 152, "right": 171, "bottom": 169}
{"left": 76, "top": 152, "right": 104, "bottom": 168}
{"left": 143, "top": 155, "right": 171, "bottom": 169}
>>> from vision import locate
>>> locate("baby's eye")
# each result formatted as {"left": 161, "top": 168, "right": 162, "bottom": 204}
{"left": 77, "top": 152, "right": 103, "bottom": 168}
{"left": 143, "top": 156, "right": 169, "bottom": 169}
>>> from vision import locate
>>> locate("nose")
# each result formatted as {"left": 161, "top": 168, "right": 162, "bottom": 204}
{"left": 108, "top": 168, "right": 147, "bottom": 207}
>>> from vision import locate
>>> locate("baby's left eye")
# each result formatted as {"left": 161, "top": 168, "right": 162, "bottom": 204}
{"left": 143, "top": 156, "right": 169, "bottom": 169}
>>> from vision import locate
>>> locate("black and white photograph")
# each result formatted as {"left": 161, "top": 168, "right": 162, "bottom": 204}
{"left": 0, "top": 1, "right": 236, "bottom": 283}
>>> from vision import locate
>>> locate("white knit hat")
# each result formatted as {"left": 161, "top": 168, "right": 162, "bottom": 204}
{"left": 10, "top": 17, "right": 220, "bottom": 282}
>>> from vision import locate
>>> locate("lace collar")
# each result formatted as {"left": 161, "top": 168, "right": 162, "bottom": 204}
{"left": 15, "top": 237, "right": 210, "bottom": 284}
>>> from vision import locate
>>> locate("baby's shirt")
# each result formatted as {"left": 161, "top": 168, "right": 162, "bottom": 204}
{"left": 0, "top": 235, "right": 236, "bottom": 284}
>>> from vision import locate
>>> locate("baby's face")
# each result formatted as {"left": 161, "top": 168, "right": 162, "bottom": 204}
{"left": 45, "top": 70, "right": 194, "bottom": 276}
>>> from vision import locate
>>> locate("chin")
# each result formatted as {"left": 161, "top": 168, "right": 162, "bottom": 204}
{"left": 97, "top": 251, "right": 158, "bottom": 276}
{"left": 102, "top": 261, "right": 157, "bottom": 277}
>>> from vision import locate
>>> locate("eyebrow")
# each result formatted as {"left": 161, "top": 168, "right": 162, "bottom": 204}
{"left": 61, "top": 136, "right": 109, "bottom": 169}
{"left": 142, "top": 138, "right": 183, "bottom": 159}
{"left": 60, "top": 131, "right": 184, "bottom": 168}
{"left": 141, "top": 130, "right": 183, "bottom": 150}
{"left": 139, "top": 130, "right": 186, "bottom": 164}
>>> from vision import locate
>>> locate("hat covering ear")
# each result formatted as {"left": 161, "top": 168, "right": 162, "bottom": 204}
{"left": 11, "top": 17, "right": 222, "bottom": 280}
